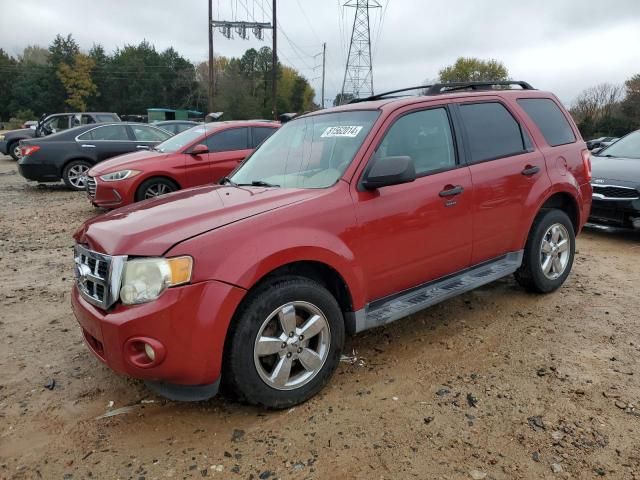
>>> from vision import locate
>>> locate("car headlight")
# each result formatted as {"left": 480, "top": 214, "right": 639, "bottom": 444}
{"left": 119, "top": 256, "right": 193, "bottom": 305}
{"left": 0, "top": 135, "right": 5, "bottom": 141}
{"left": 100, "top": 170, "right": 141, "bottom": 182}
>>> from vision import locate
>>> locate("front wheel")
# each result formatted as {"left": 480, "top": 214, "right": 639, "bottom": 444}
{"left": 135, "top": 177, "right": 178, "bottom": 202}
{"left": 8, "top": 141, "right": 22, "bottom": 161}
{"left": 62, "top": 160, "right": 92, "bottom": 190}
{"left": 223, "top": 277, "right": 345, "bottom": 408}
{"left": 515, "top": 209, "right": 575, "bottom": 293}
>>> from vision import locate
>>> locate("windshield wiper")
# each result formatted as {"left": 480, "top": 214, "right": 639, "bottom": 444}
{"left": 219, "top": 176, "right": 237, "bottom": 186}
{"left": 237, "top": 180, "right": 279, "bottom": 187}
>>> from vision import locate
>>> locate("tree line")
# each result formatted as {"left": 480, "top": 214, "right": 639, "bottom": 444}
{"left": 0, "top": 34, "right": 316, "bottom": 124}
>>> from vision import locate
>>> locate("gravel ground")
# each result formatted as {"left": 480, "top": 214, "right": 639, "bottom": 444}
{"left": 1, "top": 153, "right": 640, "bottom": 480}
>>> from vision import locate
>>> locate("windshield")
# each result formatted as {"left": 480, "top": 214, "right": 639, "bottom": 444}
{"left": 231, "top": 110, "right": 379, "bottom": 188}
{"left": 155, "top": 125, "right": 207, "bottom": 153}
{"left": 598, "top": 130, "right": 640, "bottom": 159}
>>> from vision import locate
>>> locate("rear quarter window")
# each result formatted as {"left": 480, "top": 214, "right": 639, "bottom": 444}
{"left": 517, "top": 98, "right": 576, "bottom": 147}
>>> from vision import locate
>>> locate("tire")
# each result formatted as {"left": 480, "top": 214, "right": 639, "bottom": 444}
{"left": 8, "top": 141, "right": 22, "bottom": 161}
{"left": 515, "top": 209, "right": 575, "bottom": 293}
{"left": 223, "top": 276, "right": 345, "bottom": 409}
{"left": 62, "top": 160, "right": 92, "bottom": 190}
{"left": 135, "top": 177, "right": 179, "bottom": 201}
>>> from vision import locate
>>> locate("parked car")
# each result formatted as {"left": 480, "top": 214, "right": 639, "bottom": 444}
{"left": 18, "top": 122, "right": 172, "bottom": 190}
{"left": 589, "top": 129, "right": 640, "bottom": 229}
{"left": 154, "top": 120, "right": 202, "bottom": 135}
{"left": 86, "top": 121, "right": 279, "bottom": 208}
{"left": 71, "top": 81, "right": 592, "bottom": 407}
{"left": 0, "top": 112, "right": 120, "bottom": 160}
{"left": 22, "top": 120, "right": 38, "bottom": 129}
{"left": 586, "top": 136, "right": 618, "bottom": 151}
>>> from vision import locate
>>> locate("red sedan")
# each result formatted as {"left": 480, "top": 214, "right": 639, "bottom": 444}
{"left": 86, "top": 121, "right": 279, "bottom": 208}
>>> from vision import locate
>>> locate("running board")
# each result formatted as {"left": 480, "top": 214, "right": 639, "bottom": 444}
{"left": 350, "top": 251, "right": 523, "bottom": 334}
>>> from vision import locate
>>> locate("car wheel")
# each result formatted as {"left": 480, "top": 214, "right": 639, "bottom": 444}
{"left": 515, "top": 209, "right": 575, "bottom": 293}
{"left": 223, "top": 276, "right": 345, "bottom": 408}
{"left": 62, "top": 160, "right": 92, "bottom": 190}
{"left": 135, "top": 178, "right": 178, "bottom": 201}
{"left": 9, "top": 141, "right": 22, "bottom": 161}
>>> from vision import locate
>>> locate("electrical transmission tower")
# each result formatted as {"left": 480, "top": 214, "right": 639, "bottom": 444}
{"left": 340, "top": 0, "right": 381, "bottom": 103}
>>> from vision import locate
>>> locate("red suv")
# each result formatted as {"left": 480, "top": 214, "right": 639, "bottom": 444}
{"left": 71, "top": 82, "right": 592, "bottom": 408}
{"left": 86, "top": 121, "right": 279, "bottom": 208}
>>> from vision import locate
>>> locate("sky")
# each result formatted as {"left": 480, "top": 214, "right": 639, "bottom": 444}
{"left": 1, "top": 0, "right": 640, "bottom": 107}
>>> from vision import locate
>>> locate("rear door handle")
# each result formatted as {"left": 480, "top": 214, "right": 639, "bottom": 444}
{"left": 522, "top": 165, "right": 540, "bottom": 176}
{"left": 439, "top": 185, "right": 464, "bottom": 197}
{"left": 81, "top": 144, "right": 96, "bottom": 148}
{"left": 136, "top": 145, "right": 150, "bottom": 150}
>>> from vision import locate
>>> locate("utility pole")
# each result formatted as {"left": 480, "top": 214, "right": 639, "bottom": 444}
{"left": 341, "top": 0, "right": 381, "bottom": 103}
{"left": 208, "top": 0, "right": 214, "bottom": 113}
{"left": 271, "top": 0, "right": 278, "bottom": 120}
{"left": 209, "top": 1, "right": 276, "bottom": 117}
{"left": 321, "top": 42, "right": 326, "bottom": 108}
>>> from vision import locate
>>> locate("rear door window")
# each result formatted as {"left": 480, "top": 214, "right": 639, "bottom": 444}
{"left": 252, "top": 127, "right": 277, "bottom": 147}
{"left": 78, "top": 125, "right": 131, "bottom": 141}
{"left": 459, "top": 102, "right": 527, "bottom": 163}
{"left": 131, "top": 124, "right": 172, "bottom": 142}
{"left": 517, "top": 98, "right": 576, "bottom": 147}
{"left": 207, "top": 127, "right": 249, "bottom": 152}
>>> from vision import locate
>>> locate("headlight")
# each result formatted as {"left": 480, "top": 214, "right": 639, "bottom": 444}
{"left": 119, "top": 256, "right": 192, "bottom": 305}
{"left": 100, "top": 170, "right": 141, "bottom": 182}
{"left": 0, "top": 135, "right": 5, "bottom": 141}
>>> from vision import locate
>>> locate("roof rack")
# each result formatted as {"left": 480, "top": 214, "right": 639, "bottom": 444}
{"left": 349, "top": 81, "right": 535, "bottom": 104}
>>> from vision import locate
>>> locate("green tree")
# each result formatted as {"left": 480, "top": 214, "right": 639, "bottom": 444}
{"left": 621, "top": 74, "right": 640, "bottom": 129}
{"left": 0, "top": 49, "right": 18, "bottom": 120}
{"left": 438, "top": 57, "right": 509, "bottom": 83}
{"left": 57, "top": 53, "right": 97, "bottom": 111}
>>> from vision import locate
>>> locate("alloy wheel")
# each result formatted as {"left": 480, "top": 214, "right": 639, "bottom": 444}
{"left": 253, "top": 301, "right": 331, "bottom": 391}
{"left": 13, "top": 144, "right": 22, "bottom": 160}
{"left": 540, "top": 223, "right": 570, "bottom": 280}
{"left": 67, "top": 164, "right": 89, "bottom": 189}
{"left": 144, "top": 183, "right": 172, "bottom": 198}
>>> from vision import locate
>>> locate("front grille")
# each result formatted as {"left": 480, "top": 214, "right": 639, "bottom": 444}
{"left": 74, "top": 244, "right": 127, "bottom": 309}
{"left": 86, "top": 176, "right": 97, "bottom": 198}
{"left": 592, "top": 185, "right": 639, "bottom": 200}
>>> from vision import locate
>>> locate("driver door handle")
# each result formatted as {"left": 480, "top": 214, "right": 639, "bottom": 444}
{"left": 81, "top": 144, "right": 96, "bottom": 148}
{"left": 439, "top": 185, "right": 464, "bottom": 197}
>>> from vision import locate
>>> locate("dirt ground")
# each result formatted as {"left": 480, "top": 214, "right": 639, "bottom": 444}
{"left": 1, "top": 153, "right": 639, "bottom": 480}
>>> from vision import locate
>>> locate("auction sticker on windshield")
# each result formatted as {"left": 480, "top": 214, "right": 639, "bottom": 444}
{"left": 321, "top": 126, "right": 363, "bottom": 138}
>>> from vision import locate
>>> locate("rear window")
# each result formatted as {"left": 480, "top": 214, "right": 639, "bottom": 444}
{"left": 96, "top": 114, "right": 120, "bottom": 123}
{"left": 517, "top": 98, "right": 576, "bottom": 147}
{"left": 459, "top": 102, "right": 527, "bottom": 163}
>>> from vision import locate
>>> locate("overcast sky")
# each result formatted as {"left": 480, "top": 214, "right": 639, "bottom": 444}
{"left": 1, "top": 0, "right": 640, "bottom": 106}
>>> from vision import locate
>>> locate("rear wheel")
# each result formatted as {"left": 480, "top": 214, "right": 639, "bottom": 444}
{"left": 62, "top": 160, "right": 91, "bottom": 190}
{"left": 515, "top": 209, "right": 575, "bottom": 293}
{"left": 223, "top": 276, "right": 345, "bottom": 408}
{"left": 8, "top": 141, "right": 21, "bottom": 161}
{"left": 135, "top": 177, "right": 178, "bottom": 201}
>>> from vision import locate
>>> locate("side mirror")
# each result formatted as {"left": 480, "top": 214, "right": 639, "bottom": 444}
{"left": 190, "top": 144, "right": 209, "bottom": 155}
{"left": 362, "top": 155, "right": 416, "bottom": 190}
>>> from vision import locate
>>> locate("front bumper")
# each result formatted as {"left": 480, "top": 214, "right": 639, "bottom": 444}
{"left": 88, "top": 176, "right": 136, "bottom": 208}
{"left": 589, "top": 198, "right": 640, "bottom": 229}
{"left": 71, "top": 279, "right": 246, "bottom": 396}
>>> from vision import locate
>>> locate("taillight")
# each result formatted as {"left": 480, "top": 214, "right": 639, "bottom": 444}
{"left": 21, "top": 145, "right": 40, "bottom": 157}
{"left": 581, "top": 149, "right": 591, "bottom": 182}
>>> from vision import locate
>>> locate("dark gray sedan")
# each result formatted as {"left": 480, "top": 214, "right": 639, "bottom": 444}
{"left": 18, "top": 122, "right": 172, "bottom": 190}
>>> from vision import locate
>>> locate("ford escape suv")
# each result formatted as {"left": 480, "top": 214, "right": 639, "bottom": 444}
{"left": 71, "top": 81, "right": 592, "bottom": 408}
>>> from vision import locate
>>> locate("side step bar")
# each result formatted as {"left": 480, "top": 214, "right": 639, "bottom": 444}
{"left": 350, "top": 251, "right": 523, "bottom": 334}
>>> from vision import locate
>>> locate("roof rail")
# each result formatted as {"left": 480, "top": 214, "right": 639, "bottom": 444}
{"left": 349, "top": 81, "right": 535, "bottom": 104}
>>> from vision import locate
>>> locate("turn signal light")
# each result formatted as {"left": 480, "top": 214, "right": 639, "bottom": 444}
{"left": 581, "top": 149, "right": 592, "bottom": 182}
{"left": 167, "top": 256, "right": 193, "bottom": 285}
{"left": 21, "top": 145, "right": 41, "bottom": 157}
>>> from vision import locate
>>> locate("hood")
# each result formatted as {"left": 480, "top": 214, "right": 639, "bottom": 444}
{"left": 89, "top": 150, "right": 169, "bottom": 176}
{"left": 591, "top": 155, "right": 640, "bottom": 184}
{"left": 74, "top": 185, "right": 319, "bottom": 256}
{"left": 4, "top": 128, "right": 35, "bottom": 139}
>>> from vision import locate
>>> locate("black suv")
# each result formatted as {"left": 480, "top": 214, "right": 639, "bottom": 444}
{"left": 0, "top": 112, "right": 120, "bottom": 160}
